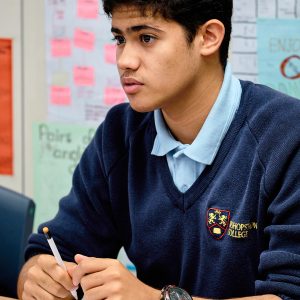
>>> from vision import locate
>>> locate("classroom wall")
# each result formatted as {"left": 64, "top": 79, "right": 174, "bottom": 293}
{"left": 23, "top": 0, "right": 47, "bottom": 197}
{"left": 0, "top": 0, "right": 46, "bottom": 196}
{"left": 0, "top": 0, "right": 24, "bottom": 192}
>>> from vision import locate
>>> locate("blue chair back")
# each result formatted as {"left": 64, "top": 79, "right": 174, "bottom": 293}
{"left": 0, "top": 186, "right": 35, "bottom": 297}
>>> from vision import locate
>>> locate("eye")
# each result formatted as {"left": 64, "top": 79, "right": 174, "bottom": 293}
{"left": 112, "top": 35, "right": 126, "bottom": 45}
{"left": 140, "top": 34, "right": 156, "bottom": 44}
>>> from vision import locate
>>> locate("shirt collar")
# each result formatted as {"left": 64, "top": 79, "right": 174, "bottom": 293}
{"left": 151, "top": 108, "right": 181, "bottom": 156}
{"left": 151, "top": 63, "right": 242, "bottom": 164}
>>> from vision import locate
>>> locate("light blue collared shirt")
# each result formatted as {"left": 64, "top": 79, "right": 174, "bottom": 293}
{"left": 151, "top": 64, "right": 242, "bottom": 193}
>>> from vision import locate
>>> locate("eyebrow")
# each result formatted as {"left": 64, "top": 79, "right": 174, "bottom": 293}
{"left": 111, "top": 25, "right": 164, "bottom": 34}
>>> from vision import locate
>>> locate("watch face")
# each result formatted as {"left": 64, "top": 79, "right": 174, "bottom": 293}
{"left": 168, "top": 286, "right": 192, "bottom": 300}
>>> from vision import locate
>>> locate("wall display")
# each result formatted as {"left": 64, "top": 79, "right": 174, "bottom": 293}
{"left": 33, "top": 122, "right": 96, "bottom": 228}
{"left": 257, "top": 19, "right": 300, "bottom": 98}
{"left": 231, "top": 0, "right": 300, "bottom": 83}
{"left": 46, "top": 0, "right": 126, "bottom": 124}
{"left": 45, "top": 0, "right": 300, "bottom": 113}
{"left": 0, "top": 38, "right": 13, "bottom": 175}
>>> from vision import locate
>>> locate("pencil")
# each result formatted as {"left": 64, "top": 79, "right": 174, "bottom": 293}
{"left": 43, "top": 227, "right": 78, "bottom": 300}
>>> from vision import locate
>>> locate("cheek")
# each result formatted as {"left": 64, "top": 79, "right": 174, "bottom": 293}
{"left": 150, "top": 51, "right": 185, "bottom": 79}
{"left": 154, "top": 57, "right": 191, "bottom": 87}
{"left": 163, "top": 44, "right": 194, "bottom": 71}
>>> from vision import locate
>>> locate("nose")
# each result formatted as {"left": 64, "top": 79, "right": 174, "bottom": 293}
{"left": 117, "top": 43, "right": 140, "bottom": 71}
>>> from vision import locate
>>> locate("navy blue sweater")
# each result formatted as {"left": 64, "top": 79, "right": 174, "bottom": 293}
{"left": 26, "top": 81, "right": 300, "bottom": 299}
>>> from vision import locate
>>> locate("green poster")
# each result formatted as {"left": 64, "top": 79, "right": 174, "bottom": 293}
{"left": 33, "top": 122, "right": 96, "bottom": 230}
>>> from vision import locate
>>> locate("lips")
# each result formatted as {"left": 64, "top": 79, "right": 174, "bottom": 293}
{"left": 121, "top": 77, "right": 144, "bottom": 94}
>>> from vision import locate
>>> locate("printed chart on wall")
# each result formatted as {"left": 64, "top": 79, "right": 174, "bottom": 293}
{"left": 45, "top": 0, "right": 126, "bottom": 124}
{"left": 231, "top": 0, "right": 300, "bottom": 85}
{"left": 0, "top": 39, "right": 13, "bottom": 175}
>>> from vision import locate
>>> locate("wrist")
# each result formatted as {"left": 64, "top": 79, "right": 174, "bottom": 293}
{"left": 140, "top": 283, "right": 161, "bottom": 300}
{"left": 149, "top": 287, "right": 162, "bottom": 300}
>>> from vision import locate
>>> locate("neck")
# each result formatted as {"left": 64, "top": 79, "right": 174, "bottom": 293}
{"left": 162, "top": 63, "right": 225, "bottom": 144}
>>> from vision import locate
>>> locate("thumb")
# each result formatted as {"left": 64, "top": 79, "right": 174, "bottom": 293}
{"left": 74, "top": 253, "right": 88, "bottom": 264}
{"left": 67, "top": 264, "right": 76, "bottom": 277}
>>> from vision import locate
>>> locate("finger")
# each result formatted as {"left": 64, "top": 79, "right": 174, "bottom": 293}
{"left": 67, "top": 264, "right": 76, "bottom": 277}
{"left": 21, "top": 290, "right": 36, "bottom": 300}
{"left": 80, "top": 271, "right": 105, "bottom": 292}
{"left": 65, "top": 261, "right": 77, "bottom": 269}
{"left": 74, "top": 255, "right": 116, "bottom": 270}
{"left": 74, "top": 254, "right": 87, "bottom": 263}
{"left": 80, "top": 263, "right": 126, "bottom": 293}
{"left": 82, "top": 283, "right": 113, "bottom": 300}
{"left": 38, "top": 254, "right": 77, "bottom": 291}
{"left": 25, "top": 270, "right": 72, "bottom": 300}
{"left": 27, "top": 263, "right": 71, "bottom": 298}
{"left": 22, "top": 280, "right": 37, "bottom": 300}
{"left": 45, "top": 262, "right": 76, "bottom": 293}
{"left": 38, "top": 271, "right": 72, "bottom": 298}
{"left": 72, "top": 257, "right": 117, "bottom": 286}
{"left": 34, "top": 282, "right": 71, "bottom": 300}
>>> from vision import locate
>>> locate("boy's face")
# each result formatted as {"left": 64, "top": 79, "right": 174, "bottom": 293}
{"left": 111, "top": 5, "right": 204, "bottom": 113}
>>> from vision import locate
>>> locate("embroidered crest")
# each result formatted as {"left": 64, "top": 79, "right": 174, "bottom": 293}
{"left": 207, "top": 208, "right": 230, "bottom": 240}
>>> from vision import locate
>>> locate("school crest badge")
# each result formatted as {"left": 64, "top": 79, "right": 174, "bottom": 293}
{"left": 207, "top": 208, "right": 230, "bottom": 240}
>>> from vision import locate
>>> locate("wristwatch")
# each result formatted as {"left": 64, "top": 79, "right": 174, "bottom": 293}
{"left": 160, "top": 285, "right": 193, "bottom": 300}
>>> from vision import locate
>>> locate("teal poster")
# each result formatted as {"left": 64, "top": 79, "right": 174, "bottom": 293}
{"left": 33, "top": 122, "right": 96, "bottom": 229}
{"left": 257, "top": 19, "right": 300, "bottom": 99}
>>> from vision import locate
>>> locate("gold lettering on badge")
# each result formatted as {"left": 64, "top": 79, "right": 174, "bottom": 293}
{"left": 227, "top": 221, "right": 258, "bottom": 239}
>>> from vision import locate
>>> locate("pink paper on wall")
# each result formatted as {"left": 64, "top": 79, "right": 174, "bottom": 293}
{"left": 104, "top": 44, "right": 116, "bottom": 64}
{"left": 50, "top": 86, "right": 72, "bottom": 105}
{"left": 104, "top": 87, "right": 126, "bottom": 105}
{"left": 51, "top": 38, "right": 72, "bottom": 57}
{"left": 74, "top": 66, "right": 95, "bottom": 86}
{"left": 74, "top": 28, "right": 95, "bottom": 51}
{"left": 77, "top": 0, "right": 99, "bottom": 19}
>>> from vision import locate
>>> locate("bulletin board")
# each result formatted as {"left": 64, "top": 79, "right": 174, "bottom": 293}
{"left": 44, "top": 0, "right": 300, "bottom": 127}
{"left": 0, "top": 0, "right": 23, "bottom": 192}
{"left": 45, "top": 0, "right": 125, "bottom": 124}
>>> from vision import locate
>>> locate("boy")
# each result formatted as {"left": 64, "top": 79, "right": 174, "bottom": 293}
{"left": 18, "top": 0, "right": 300, "bottom": 299}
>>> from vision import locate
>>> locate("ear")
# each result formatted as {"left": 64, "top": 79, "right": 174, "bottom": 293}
{"left": 197, "top": 19, "right": 225, "bottom": 56}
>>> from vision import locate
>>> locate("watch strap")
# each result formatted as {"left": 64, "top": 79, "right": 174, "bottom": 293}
{"left": 160, "top": 285, "right": 193, "bottom": 300}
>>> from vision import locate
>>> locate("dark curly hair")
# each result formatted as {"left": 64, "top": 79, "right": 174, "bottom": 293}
{"left": 102, "top": 0, "right": 233, "bottom": 69}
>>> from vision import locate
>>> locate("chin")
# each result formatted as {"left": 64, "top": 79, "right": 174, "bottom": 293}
{"left": 128, "top": 98, "right": 156, "bottom": 113}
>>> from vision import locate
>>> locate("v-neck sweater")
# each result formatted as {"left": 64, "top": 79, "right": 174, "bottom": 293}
{"left": 151, "top": 63, "right": 241, "bottom": 193}
{"left": 26, "top": 80, "right": 300, "bottom": 300}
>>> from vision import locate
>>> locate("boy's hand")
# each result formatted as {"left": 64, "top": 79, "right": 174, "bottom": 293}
{"left": 70, "top": 254, "right": 160, "bottom": 300}
{"left": 19, "top": 254, "right": 77, "bottom": 300}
